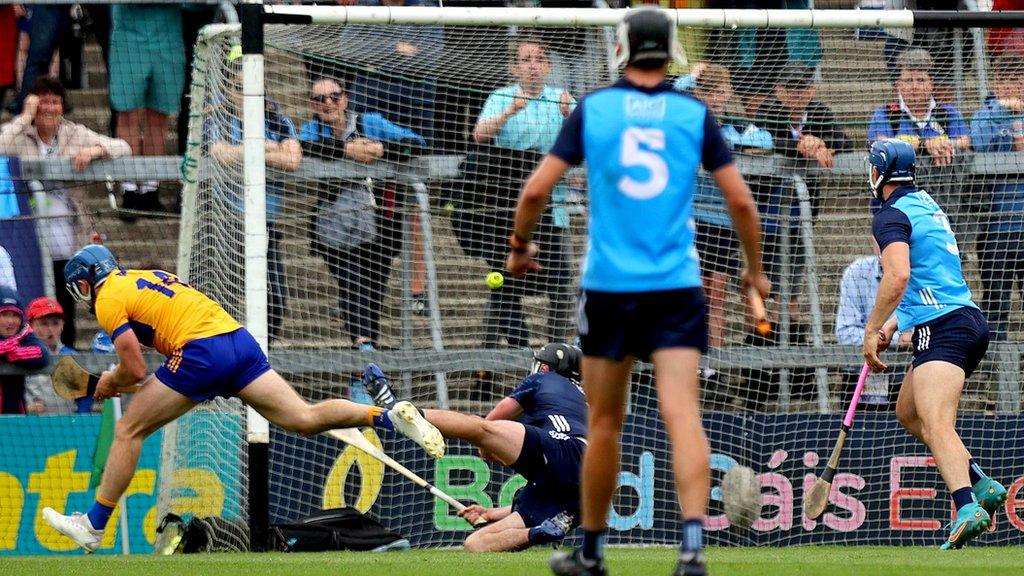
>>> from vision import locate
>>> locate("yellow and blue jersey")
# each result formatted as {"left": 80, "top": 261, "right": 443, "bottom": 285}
{"left": 94, "top": 269, "right": 242, "bottom": 357}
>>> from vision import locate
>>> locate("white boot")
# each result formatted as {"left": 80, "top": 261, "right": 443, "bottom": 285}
{"left": 42, "top": 507, "right": 103, "bottom": 553}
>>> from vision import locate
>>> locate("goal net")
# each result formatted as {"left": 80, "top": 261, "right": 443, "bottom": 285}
{"left": 167, "top": 6, "right": 1024, "bottom": 550}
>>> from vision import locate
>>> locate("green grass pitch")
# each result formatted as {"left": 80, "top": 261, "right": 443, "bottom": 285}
{"left": 4, "top": 546, "right": 1024, "bottom": 576}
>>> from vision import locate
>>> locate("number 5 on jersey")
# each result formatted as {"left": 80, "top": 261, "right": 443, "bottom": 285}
{"left": 618, "top": 127, "right": 668, "bottom": 199}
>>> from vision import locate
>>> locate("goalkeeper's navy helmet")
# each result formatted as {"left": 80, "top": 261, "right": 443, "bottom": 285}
{"left": 65, "top": 244, "right": 119, "bottom": 304}
{"left": 868, "top": 138, "right": 916, "bottom": 200}
{"left": 614, "top": 6, "right": 683, "bottom": 70}
{"left": 532, "top": 342, "right": 582, "bottom": 382}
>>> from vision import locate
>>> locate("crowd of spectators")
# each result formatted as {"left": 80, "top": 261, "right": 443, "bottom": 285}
{"left": 0, "top": 2, "right": 1021, "bottom": 413}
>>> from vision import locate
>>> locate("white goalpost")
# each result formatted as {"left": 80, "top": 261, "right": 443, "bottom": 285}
{"left": 168, "top": 5, "right": 1024, "bottom": 551}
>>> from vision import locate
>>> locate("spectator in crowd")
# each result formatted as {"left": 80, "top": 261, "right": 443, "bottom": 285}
{"left": 25, "top": 296, "right": 92, "bottom": 414}
{"left": 109, "top": 4, "right": 184, "bottom": 216}
{"left": 341, "top": 0, "right": 442, "bottom": 145}
{"left": 868, "top": 49, "right": 970, "bottom": 167}
{"left": 758, "top": 63, "right": 851, "bottom": 169}
{"left": 207, "top": 47, "right": 301, "bottom": 342}
{"left": 757, "top": 62, "right": 852, "bottom": 320}
{"left": 299, "top": 77, "right": 426, "bottom": 350}
{"left": 882, "top": 0, "right": 960, "bottom": 95}
{"left": 0, "top": 286, "right": 49, "bottom": 414}
{"left": 835, "top": 227, "right": 911, "bottom": 410}
{"left": 0, "top": 77, "right": 131, "bottom": 348}
{"left": 674, "top": 62, "right": 774, "bottom": 354}
{"left": 467, "top": 36, "right": 575, "bottom": 348}
{"left": 970, "top": 54, "right": 1024, "bottom": 343}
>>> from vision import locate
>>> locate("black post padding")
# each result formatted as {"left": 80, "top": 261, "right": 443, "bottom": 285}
{"left": 264, "top": 13, "right": 315, "bottom": 25}
{"left": 913, "top": 10, "right": 1024, "bottom": 28}
{"left": 240, "top": 3, "right": 264, "bottom": 56}
{"left": 248, "top": 441, "right": 270, "bottom": 552}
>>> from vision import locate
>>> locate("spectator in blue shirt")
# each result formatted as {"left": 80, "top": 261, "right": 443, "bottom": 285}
{"left": 674, "top": 63, "right": 774, "bottom": 352}
{"left": 470, "top": 37, "right": 576, "bottom": 349}
{"left": 835, "top": 234, "right": 911, "bottom": 410}
{"left": 207, "top": 50, "right": 302, "bottom": 342}
{"left": 299, "top": 77, "right": 426, "bottom": 350}
{"left": 867, "top": 49, "right": 970, "bottom": 167}
{"left": 970, "top": 55, "right": 1024, "bottom": 342}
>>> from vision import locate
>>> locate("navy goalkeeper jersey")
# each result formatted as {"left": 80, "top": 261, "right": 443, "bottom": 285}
{"left": 509, "top": 372, "right": 587, "bottom": 439}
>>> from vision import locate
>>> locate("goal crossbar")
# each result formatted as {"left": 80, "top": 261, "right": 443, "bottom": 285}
{"left": 261, "top": 6, "right": 1024, "bottom": 29}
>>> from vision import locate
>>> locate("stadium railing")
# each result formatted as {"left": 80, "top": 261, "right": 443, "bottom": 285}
{"left": 3, "top": 151, "right": 1022, "bottom": 413}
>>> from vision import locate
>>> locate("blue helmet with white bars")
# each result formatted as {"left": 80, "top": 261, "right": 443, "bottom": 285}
{"left": 64, "top": 244, "right": 119, "bottom": 304}
{"left": 868, "top": 138, "right": 916, "bottom": 200}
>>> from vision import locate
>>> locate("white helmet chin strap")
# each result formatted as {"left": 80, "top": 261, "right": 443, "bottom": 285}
{"left": 869, "top": 166, "right": 886, "bottom": 200}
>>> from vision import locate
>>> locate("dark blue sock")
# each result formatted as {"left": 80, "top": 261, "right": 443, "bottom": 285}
{"left": 680, "top": 518, "right": 704, "bottom": 553}
{"left": 371, "top": 407, "right": 394, "bottom": 430}
{"left": 952, "top": 486, "right": 976, "bottom": 510}
{"left": 87, "top": 500, "right": 115, "bottom": 531}
{"left": 968, "top": 459, "right": 985, "bottom": 485}
{"left": 581, "top": 529, "right": 606, "bottom": 563}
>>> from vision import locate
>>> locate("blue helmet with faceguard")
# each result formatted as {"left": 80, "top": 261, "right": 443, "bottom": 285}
{"left": 868, "top": 138, "right": 916, "bottom": 199}
{"left": 64, "top": 245, "right": 119, "bottom": 304}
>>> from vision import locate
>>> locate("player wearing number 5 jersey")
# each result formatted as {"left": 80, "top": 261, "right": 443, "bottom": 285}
{"left": 42, "top": 244, "right": 444, "bottom": 553}
{"left": 863, "top": 139, "right": 1005, "bottom": 550}
{"left": 506, "top": 8, "right": 769, "bottom": 576}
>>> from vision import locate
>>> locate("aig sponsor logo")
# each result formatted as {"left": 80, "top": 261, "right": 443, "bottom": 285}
{"left": 624, "top": 94, "right": 666, "bottom": 120}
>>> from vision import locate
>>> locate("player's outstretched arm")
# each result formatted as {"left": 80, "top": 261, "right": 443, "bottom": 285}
{"left": 714, "top": 163, "right": 768, "bottom": 295}
{"left": 507, "top": 155, "right": 570, "bottom": 277}
{"left": 486, "top": 396, "right": 524, "bottom": 421}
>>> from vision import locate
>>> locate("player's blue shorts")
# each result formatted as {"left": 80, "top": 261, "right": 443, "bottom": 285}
{"left": 155, "top": 328, "right": 272, "bottom": 402}
{"left": 578, "top": 287, "right": 707, "bottom": 361}
{"left": 510, "top": 424, "right": 584, "bottom": 527}
{"left": 911, "top": 306, "right": 989, "bottom": 378}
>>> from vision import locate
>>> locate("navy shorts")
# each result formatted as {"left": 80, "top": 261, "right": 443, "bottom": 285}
{"left": 510, "top": 424, "right": 583, "bottom": 527}
{"left": 155, "top": 328, "right": 272, "bottom": 402}
{"left": 695, "top": 222, "right": 739, "bottom": 275}
{"left": 578, "top": 287, "right": 708, "bottom": 362}
{"left": 911, "top": 307, "right": 990, "bottom": 378}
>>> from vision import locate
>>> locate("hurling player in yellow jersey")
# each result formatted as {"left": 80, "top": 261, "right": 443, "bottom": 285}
{"left": 42, "top": 245, "right": 444, "bottom": 553}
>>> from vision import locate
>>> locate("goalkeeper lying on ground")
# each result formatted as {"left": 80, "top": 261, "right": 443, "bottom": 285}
{"left": 364, "top": 342, "right": 587, "bottom": 552}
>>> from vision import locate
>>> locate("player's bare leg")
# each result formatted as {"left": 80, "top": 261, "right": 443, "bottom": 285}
{"left": 651, "top": 347, "right": 708, "bottom": 575}
{"left": 43, "top": 376, "right": 196, "bottom": 552}
{"left": 910, "top": 360, "right": 992, "bottom": 548}
{"left": 423, "top": 410, "right": 525, "bottom": 465}
{"left": 237, "top": 369, "right": 444, "bottom": 458}
{"left": 911, "top": 361, "right": 971, "bottom": 491}
{"left": 652, "top": 348, "right": 708, "bottom": 517}
{"left": 549, "top": 355, "right": 631, "bottom": 574}
{"left": 895, "top": 366, "right": 924, "bottom": 442}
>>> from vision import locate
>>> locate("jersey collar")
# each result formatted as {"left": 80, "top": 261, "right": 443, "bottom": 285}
{"left": 613, "top": 77, "right": 675, "bottom": 94}
{"left": 883, "top": 184, "right": 918, "bottom": 207}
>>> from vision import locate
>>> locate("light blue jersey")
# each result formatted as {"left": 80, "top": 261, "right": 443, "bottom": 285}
{"left": 873, "top": 185, "right": 978, "bottom": 330}
{"left": 549, "top": 79, "right": 733, "bottom": 292}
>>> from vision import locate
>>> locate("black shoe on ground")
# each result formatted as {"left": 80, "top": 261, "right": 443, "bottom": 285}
{"left": 549, "top": 549, "right": 607, "bottom": 576}
{"left": 674, "top": 551, "right": 706, "bottom": 576}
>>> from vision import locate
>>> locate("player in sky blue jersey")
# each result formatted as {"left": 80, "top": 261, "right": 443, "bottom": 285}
{"left": 364, "top": 343, "right": 587, "bottom": 552}
{"left": 863, "top": 138, "right": 1005, "bottom": 550}
{"left": 505, "top": 8, "right": 769, "bottom": 576}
